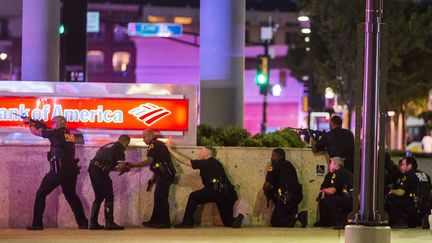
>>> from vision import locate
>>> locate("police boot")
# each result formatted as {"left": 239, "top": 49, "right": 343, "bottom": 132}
{"left": 89, "top": 202, "right": 104, "bottom": 230}
{"left": 104, "top": 201, "right": 124, "bottom": 230}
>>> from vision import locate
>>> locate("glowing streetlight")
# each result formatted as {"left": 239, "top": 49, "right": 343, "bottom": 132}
{"left": 298, "top": 16, "right": 310, "bottom": 22}
{"left": 325, "top": 87, "right": 335, "bottom": 99}
{"left": 301, "top": 28, "right": 311, "bottom": 34}
{"left": 0, "top": 53, "right": 7, "bottom": 60}
{"left": 271, "top": 84, "right": 282, "bottom": 97}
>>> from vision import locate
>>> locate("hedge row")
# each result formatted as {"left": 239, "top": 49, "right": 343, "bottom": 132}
{"left": 197, "top": 124, "right": 306, "bottom": 148}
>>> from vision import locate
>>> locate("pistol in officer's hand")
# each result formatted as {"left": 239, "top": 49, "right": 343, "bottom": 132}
{"left": 116, "top": 163, "right": 130, "bottom": 175}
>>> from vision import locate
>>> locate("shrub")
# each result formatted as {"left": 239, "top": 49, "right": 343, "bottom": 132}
{"left": 197, "top": 124, "right": 306, "bottom": 148}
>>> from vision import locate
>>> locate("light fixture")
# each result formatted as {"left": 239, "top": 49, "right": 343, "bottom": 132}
{"left": 272, "top": 84, "right": 282, "bottom": 97}
{"left": 325, "top": 87, "right": 335, "bottom": 99}
{"left": 298, "top": 16, "right": 310, "bottom": 22}
{"left": 301, "top": 28, "right": 311, "bottom": 34}
{"left": 0, "top": 52, "right": 8, "bottom": 60}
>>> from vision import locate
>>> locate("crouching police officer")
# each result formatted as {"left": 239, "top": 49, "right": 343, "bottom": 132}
{"left": 25, "top": 116, "right": 88, "bottom": 230}
{"left": 127, "top": 129, "right": 176, "bottom": 228}
{"left": 386, "top": 156, "right": 432, "bottom": 228}
{"left": 314, "top": 157, "right": 353, "bottom": 229}
{"left": 88, "top": 135, "right": 131, "bottom": 230}
{"left": 263, "top": 148, "right": 307, "bottom": 227}
{"left": 167, "top": 145, "right": 244, "bottom": 228}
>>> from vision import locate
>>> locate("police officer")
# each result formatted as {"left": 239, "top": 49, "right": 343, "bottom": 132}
{"left": 24, "top": 116, "right": 88, "bottom": 230}
{"left": 88, "top": 135, "right": 131, "bottom": 230}
{"left": 167, "top": 145, "right": 244, "bottom": 228}
{"left": 413, "top": 161, "right": 432, "bottom": 229}
{"left": 314, "top": 157, "right": 353, "bottom": 228}
{"left": 312, "top": 115, "right": 355, "bottom": 173}
{"left": 263, "top": 148, "right": 307, "bottom": 227}
{"left": 384, "top": 152, "right": 402, "bottom": 194}
{"left": 127, "top": 129, "right": 175, "bottom": 228}
{"left": 387, "top": 156, "right": 432, "bottom": 228}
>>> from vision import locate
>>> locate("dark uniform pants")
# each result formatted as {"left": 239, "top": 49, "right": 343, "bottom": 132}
{"left": 386, "top": 194, "right": 419, "bottom": 227}
{"left": 271, "top": 201, "right": 298, "bottom": 227}
{"left": 89, "top": 166, "right": 114, "bottom": 224}
{"left": 318, "top": 195, "right": 352, "bottom": 226}
{"left": 149, "top": 176, "right": 173, "bottom": 225}
{"left": 32, "top": 170, "right": 87, "bottom": 227}
{"left": 182, "top": 187, "right": 238, "bottom": 227}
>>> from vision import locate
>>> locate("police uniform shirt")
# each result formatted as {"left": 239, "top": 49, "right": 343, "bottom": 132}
{"left": 190, "top": 157, "right": 227, "bottom": 189}
{"left": 395, "top": 171, "right": 418, "bottom": 198}
{"left": 42, "top": 127, "right": 76, "bottom": 161}
{"left": 147, "top": 139, "right": 175, "bottom": 177}
{"left": 315, "top": 127, "right": 354, "bottom": 170}
{"left": 266, "top": 160, "right": 300, "bottom": 193}
{"left": 321, "top": 168, "right": 353, "bottom": 195}
{"left": 414, "top": 170, "right": 432, "bottom": 201}
{"left": 92, "top": 142, "right": 125, "bottom": 172}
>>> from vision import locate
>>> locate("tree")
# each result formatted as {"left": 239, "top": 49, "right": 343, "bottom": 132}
{"left": 288, "top": 0, "right": 432, "bottom": 131}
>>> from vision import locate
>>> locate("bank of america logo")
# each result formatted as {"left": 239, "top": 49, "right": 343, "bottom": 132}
{"left": 128, "top": 103, "right": 172, "bottom": 126}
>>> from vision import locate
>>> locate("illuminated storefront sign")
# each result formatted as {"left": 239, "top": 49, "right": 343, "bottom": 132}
{"left": 0, "top": 96, "right": 189, "bottom": 131}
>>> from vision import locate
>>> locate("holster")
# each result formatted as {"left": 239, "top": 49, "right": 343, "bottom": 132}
{"left": 49, "top": 156, "right": 62, "bottom": 174}
{"left": 151, "top": 161, "right": 174, "bottom": 177}
{"left": 212, "top": 177, "right": 234, "bottom": 196}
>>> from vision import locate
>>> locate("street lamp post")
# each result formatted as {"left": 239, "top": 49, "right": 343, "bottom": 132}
{"left": 345, "top": 0, "right": 390, "bottom": 241}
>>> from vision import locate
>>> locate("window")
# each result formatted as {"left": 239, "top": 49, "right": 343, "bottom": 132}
{"left": 112, "top": 52, "right": 130, "bottom": 72}
{"left": 87, "top": 50, "right": 104, "bottom": 72}
{"left": 113, "top": 24, "right": 128, "bottom": 42}
{"left": 0, "top": 19, "right": 8, "bottom": 38}
{"left": 88, "top": 23, "right": 105, "bottom": 40}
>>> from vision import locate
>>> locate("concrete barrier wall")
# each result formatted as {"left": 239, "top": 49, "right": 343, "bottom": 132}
{"left": 0, "top": 145, "right": 329, "bottom": 228}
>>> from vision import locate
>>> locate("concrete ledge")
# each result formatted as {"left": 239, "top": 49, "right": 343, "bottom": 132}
{"left": 0, "top": 145, "right": 328, "bottom": 228}
{"left": 345, "top": 225, "right": 391, "bottom": 243}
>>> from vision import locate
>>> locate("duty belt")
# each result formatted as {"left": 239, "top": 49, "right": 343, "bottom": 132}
{"left": 90, "top": 160, "right": 109, "bottom": 172}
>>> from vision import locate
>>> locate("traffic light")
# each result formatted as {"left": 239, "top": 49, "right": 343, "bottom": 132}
{"left": 256, "top": 55, "right": 270, "bottom": 94}
{"left": 58, "top": 24, "right": 65, "bottom": 35}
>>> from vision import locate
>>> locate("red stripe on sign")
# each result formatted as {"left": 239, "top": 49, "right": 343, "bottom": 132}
{"left": 146, "top": 111, "right": 171, "bottom": 124}
{"left": 138, "top": 108, "right": 164, "bottom": 120}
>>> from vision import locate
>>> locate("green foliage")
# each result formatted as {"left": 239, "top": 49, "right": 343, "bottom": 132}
{"left": 197, "top": 124, "right": 306, "bottom": 148}
{"left": 290, "top": 0, "right": 432, "bottom": 113}
{"left": 220, "top": 126, "right": 250, "bottom": 146}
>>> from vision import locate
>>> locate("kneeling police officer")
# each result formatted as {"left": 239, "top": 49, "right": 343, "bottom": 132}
{"left": 167, "top": 145, "right": 244, "bottom": 228}
{"left": 88, "top": 135, "right": 131, "bottom": 230}
{"left": 263, "top": 148, "right": 307, "bottom": 227}
{"left": 314, "top": 157, "right": 353, "bottom": 229}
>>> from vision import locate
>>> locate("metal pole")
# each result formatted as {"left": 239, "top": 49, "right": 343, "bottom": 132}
{"left": 358, "top": 0, "right": 383, "bottom": 224}
{"left": 261, "top": 40, "right": 269, "bottom": 134}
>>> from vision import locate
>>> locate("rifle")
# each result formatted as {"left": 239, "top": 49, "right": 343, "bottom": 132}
{"left": 13, "top": 113, "right": 48, "bottom": 130}
{"left": 287, "top": 127, "right": 326, "bottom": 143}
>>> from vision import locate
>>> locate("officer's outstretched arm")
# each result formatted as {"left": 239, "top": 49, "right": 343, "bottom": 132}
{"left": 389, "top": 189, "right": 405, "bottom": 196}
{"left": 127, "top": 157, "right": 154, "bottom": 168}
{"left": 24, "top": 119, "right": 42, "bottom": 137}
{"left": 168, "top": 148, "right": 192, "bottom": 167}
